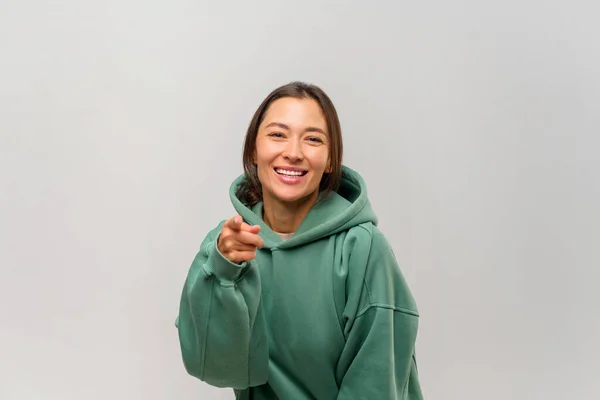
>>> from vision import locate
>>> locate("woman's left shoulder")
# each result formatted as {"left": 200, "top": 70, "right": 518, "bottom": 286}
{"left": 342, "top": 223, "right": 399, "bottom": 271}
{"left": 341, "top": 222, "right": 419, "bottom": 315}
{"left": 346, "top": 222, "right": 393, "bottom": 251}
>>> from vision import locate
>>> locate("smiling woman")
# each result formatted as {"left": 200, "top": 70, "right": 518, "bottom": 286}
{"left": 254, "top": 96, "right": 333, "bottom": 233}
{"left": 176, "top": 81, "right": 424, "bottom": 400}
{"left": 238, "top": 83, "right": 343, "bottom": 212}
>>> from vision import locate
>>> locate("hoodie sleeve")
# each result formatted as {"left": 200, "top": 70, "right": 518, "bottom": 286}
{"left": 336, "top": 227, "right": 424, "bottom": 400}
{"left": 175, "top": 222, "right": 269, "bottom": 389}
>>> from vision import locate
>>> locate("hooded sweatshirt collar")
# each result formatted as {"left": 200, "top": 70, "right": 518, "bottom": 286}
{"left": 229, "top": 165, "right": 378, "bottom": 249}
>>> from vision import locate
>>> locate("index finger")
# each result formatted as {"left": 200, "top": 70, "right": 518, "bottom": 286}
{"left": 225, "top": 215, "right": 243, "bottom": 231}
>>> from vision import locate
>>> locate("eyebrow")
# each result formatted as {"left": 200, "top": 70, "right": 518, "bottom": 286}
{"left": 265, "top": 122, "right": 327, "bottom": 135}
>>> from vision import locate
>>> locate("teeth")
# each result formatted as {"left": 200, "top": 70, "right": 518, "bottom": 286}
{"left": 276, "top": 169, "right": 304, "bottom": 176}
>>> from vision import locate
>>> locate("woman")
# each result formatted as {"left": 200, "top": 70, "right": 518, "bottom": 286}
{"left": 176, "top": 81, "right": 423, "bottom": 399}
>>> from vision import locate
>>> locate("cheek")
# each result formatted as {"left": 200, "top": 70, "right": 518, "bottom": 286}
{"left": 255, "top": 140, "right": 278, "bottom": 163}
{"left": 253, "top": 148, "right": 267, "bottom": 167}
{"left": 309, "top": 148, "right": 330, "bottom": 170}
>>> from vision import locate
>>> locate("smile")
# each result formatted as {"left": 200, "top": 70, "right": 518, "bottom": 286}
{"left": 274, "top": 168, "right": 308, "bottom": 177}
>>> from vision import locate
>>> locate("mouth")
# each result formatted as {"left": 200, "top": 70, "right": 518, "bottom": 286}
{"left": 274, "top": 167, "right": 308, "bottom": 177}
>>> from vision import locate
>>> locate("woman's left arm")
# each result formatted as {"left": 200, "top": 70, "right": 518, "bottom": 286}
{"left": 336, "top": 227, "right": 424, "bottom": 400}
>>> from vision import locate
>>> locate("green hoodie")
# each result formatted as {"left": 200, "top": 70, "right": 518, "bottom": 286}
{"left": 176, "top": 165, "right": 423, "bottom": 399}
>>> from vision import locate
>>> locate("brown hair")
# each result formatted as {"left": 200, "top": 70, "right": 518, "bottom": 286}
{"left": 236, "top": 81, "right": 344, "bottom": 206}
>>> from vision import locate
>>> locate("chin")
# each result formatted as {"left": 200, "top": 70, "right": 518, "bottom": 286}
{"left": 270, "top": 188, "right": 318, "bottom": 204}
{"left": 273, "top": 191, "right": 306, "bottom": 203}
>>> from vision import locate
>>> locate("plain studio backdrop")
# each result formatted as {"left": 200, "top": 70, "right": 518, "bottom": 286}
{"left": 1, "top": 1, "right": 598, "bottom": 399}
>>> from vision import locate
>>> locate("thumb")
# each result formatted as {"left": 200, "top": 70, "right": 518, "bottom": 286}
{"left": 247, "top": 224, "right": 261, "bottom": 234}
{"left": 240, "top": 222, "right": 261, "bottom": 234}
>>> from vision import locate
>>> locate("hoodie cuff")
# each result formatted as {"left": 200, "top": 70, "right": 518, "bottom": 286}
{"left": 206, "top": 236, "right": 248, "bottom": 282}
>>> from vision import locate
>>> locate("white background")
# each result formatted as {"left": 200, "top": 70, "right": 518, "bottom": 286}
{"left": 1, "top": 1, "right": 598, "bottom": 399}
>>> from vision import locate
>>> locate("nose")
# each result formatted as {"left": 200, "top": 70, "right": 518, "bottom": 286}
{"left": 282, "top": 137, "right": 304, "bottom": 162}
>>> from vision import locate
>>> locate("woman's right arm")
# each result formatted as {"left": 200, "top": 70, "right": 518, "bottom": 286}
{"left": 175, "top": 221, "right": 269, "bottom": 389}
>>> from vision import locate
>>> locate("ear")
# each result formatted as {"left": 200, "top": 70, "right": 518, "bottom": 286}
{"left": 252, "top": 151, "right": 257, "bottom": 165}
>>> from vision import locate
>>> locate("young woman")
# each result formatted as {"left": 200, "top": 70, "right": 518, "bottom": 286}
{"left": 176, "top": 82, "right": 424, "bottom": 399}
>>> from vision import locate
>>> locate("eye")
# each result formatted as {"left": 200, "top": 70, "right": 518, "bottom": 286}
{"left": 268, "top": 132, "right": 285, "bottom": 138}
{"left": 307, "top": 136, "right": 324, "bottom": 143}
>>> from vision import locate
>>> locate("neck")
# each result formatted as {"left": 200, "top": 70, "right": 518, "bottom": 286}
{"left": 262, "top": 192, "right": 318, "bottom": 234}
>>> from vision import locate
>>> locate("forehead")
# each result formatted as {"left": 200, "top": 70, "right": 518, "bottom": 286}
{"left": 261, "top": 97, "right": 327, "bottom": 130}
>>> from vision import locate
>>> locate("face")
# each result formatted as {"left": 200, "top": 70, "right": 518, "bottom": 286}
{"left": 253, "top": 97, "right": 331, "bottom": 207}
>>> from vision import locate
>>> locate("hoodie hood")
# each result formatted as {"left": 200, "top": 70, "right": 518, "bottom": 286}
{"left": 229, "top": 165, "right": 378, "bottom": 249}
